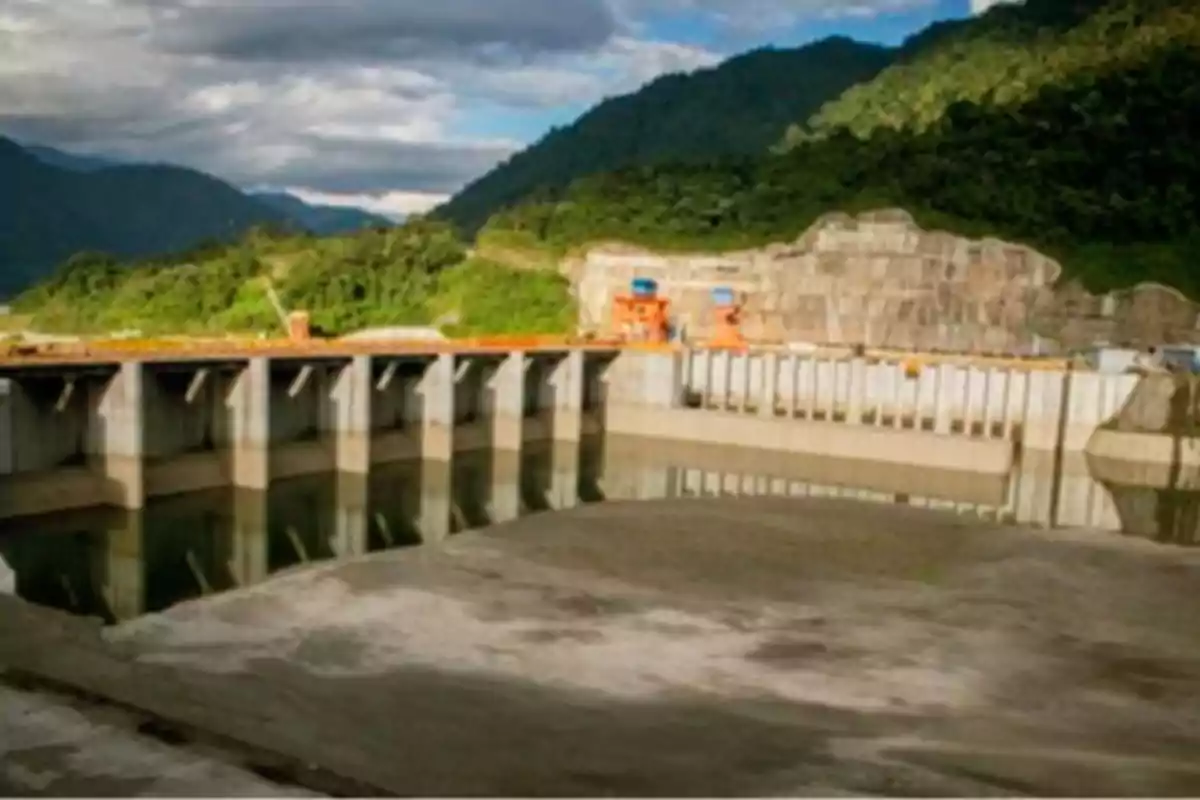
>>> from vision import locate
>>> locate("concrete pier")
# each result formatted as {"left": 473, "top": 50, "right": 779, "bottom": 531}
{"left": 486, "top": 352, "right": 525, "bottom": 452}
{"left": 550, "top": 350, "right": 585, "bottom": 443}
{"left": 91, "top": 362, "right": 146, "bottom": 509}
{"left": 229, "top": 358, "right": 269, "bottom": 490}
{"left": 421, "top": 353, "right": 455, "bottom": 462}
{"left": 330, "top": 356, "right": 372, "bottom": 475}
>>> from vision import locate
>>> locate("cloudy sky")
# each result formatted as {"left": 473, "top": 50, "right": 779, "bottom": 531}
{"left": 1, "top": 0, "right": 1009, "bottom": 218}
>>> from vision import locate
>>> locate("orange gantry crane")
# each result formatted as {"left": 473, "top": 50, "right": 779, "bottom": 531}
{"left": 611, "top": 278, "right": 672, "bottom": 344}
{"left": 610, "top": 279, "right": 747, "bottom": 349}
{"left": 707, "top": 286, "right": 746, "bottom": 351}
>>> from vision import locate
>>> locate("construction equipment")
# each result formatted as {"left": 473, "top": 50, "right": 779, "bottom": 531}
{"left": 707, "top": 286, "right": 746, "bottom": 351}
{"left": 264, "top": 280, "right": 312, "bottom": 342}
{"left": 611, "top": 278, "right": 671, "bottom": 344}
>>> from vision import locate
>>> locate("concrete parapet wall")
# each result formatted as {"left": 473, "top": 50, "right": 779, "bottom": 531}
{"left": 685, "top": 350, "right": 1031, "bottom": 434}
{"left": 677, "top": 348, "right": 1139, "bottom": 454}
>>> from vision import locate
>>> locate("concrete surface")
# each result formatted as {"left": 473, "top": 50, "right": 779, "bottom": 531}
{"left": 3, "top": 496, "right": 1200, "bottom": 796}
{"left": 0, "top": 685, "right": 316, "bottom": 797}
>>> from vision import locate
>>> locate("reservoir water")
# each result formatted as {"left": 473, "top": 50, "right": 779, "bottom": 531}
{"left": 0, "top": 433, "right": 1196, "bottom": 624}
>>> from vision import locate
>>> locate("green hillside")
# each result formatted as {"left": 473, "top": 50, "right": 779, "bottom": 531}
{"left": 786, "top": 0, "right": 1197, "bottom": 144}
{"left": 434, "top": 37, "right": 894, "bottom": 236}
{"left": 11, "top": 221, "right": 575, "bottom": 338}
{"left": 484, "top": 0, "right": 1200, "bottom": 297}
{"left": 484, "top": 35, "right": 1200, "bottom": 296}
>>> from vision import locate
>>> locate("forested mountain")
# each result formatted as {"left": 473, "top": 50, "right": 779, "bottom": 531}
{"left": 0, "top": 136, "right": 297, "bottom": 297}
{"left": 786, "top": 0, "right": 1197, "bottom": 143}
{"left": 434, "top": 37, "right": 894, "bottom": 236}
{"left": 20, "top": 143, "right": 123, "bottom": 172}
{"left": 22, "top": 144, "right": 394, "bottom": 235}
{"left": 484, "top": 32, "right": 1200, "bottom": 294}
{"left": 252, "top": 192, "right": 396, "bottom": 236}
{"left": 0, "top": 139, "right": 401, "bottom": 297}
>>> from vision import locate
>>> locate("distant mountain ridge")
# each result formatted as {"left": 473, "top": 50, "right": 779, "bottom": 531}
{"left": 252, "top": 191, "right": 395, "bottom": 236}
{"left": 434, "top": 36, "right": 896, "bottom": 236}
{"left": 23, "top": 143, "right": 393, "bottom": 232}
{"left": 0, "top": 136, "right": 297, "bottom": 296}
{"left": 20, "top": 143, "right": 125, "bottom": 172}
{"left": 0, "top": 138, "right": 396, "bottom": 296}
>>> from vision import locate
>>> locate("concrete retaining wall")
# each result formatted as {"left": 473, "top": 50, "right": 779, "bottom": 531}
{"left": 608, "top": 349, "right": 1140, "bottom": 459}
{"left": 680, "top": 349, "right": 1140, "bottom": 447}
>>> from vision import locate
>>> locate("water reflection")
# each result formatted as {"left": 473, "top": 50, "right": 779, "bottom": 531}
{"left": 0, "top": 440, "right": 605, "bottom": 623}
{"left": 0, "top": 434, "right": 1195, "bottom": 624}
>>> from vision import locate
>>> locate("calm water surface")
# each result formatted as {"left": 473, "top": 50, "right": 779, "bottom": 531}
{"left": 0, "top": 434, "right": 1195, "bottom": 623}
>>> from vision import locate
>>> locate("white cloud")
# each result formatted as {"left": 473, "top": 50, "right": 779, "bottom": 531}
{"left": 460, "top": 36, "right": 721, "bottom": 108}
{"left": 279, "top": 187, "right": 450, "bottom": 219}
{"left": 0, "top": 0, "right": 938, "bottom": 204}
{"left": 970, "top": 0, "right": 1016, "bottom": 13}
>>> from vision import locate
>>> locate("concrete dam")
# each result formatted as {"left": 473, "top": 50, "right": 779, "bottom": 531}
{"left": 0, "top": 345, "right": 1164, "bottom": 526}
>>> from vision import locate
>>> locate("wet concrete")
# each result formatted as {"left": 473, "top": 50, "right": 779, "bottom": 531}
{"left": 3, "top": 496, "right": 1200, "bottom": 796}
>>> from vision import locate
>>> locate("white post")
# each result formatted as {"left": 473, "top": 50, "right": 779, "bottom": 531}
{"left": 847, "top": 359, "right": 866, "bottom": 425}
{"left": 760, "top": 353, "right": 779, "bottom": 418}
{"left": 934, "top": 364, "right": 957, "bottom": 435}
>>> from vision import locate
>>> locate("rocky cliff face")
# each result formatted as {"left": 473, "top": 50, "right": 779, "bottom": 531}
{"left": 571, "top": 209, "right": 1200, "bottom": 352}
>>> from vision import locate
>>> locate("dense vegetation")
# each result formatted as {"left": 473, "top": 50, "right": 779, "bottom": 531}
{"left": 483, "top": 1, "right": 1200, "bottom": 296}
{"left": 434, "top": 37, "right": 893, "bottom": 236}
{"left": 785, "top": 0, "right": 1197, "bottom": 143}
{"left": 11, "top": 221, "right": 575, "bottom": 337}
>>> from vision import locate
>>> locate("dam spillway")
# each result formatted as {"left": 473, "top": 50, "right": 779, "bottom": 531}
{"left": 0, "top": 344, "right": 1170, "bottom": 531}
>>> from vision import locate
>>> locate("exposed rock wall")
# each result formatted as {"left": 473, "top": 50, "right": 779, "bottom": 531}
{"left": 570, "top": 209, "right": 1200, "bottom": 352}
